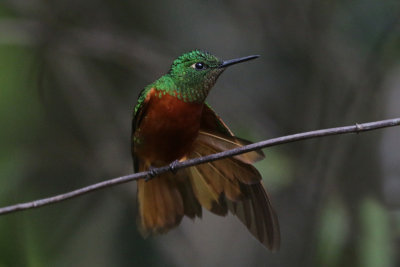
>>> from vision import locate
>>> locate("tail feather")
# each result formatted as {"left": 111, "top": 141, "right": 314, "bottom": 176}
{"left": 136, "top": 129, "right": 280, "bottom": 250}
{"left": 137, "top": 171, "right": 184, "bottom": 236}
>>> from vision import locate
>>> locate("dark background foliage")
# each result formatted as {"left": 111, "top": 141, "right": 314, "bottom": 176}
{"left": 0, "top": 0, "right": 399, "bottom": 266}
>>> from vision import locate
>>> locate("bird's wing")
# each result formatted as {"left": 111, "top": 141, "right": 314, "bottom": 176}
{"left": 200, "top": 103, "right": 234, "bottom": 136}
{"left": 131, "top": 87, "right": 153, "bottom": 172}
{"left": 191, "top": 104, "right": 280, "bottom": 251}
{"left": 200, "top": 103, "right": 265, "bottom": 163}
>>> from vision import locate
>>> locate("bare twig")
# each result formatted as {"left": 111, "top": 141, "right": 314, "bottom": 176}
{"left": 0, "top": 118, "right": 399, "bottom": 216}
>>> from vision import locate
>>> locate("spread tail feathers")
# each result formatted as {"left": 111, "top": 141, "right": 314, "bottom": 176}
{"left": 136, "top": 130, "right": 280, "bottom": 250}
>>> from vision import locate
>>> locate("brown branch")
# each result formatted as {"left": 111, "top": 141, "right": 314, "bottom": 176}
{"left": 0, "top": 117, "right": 399, "bottom": 216}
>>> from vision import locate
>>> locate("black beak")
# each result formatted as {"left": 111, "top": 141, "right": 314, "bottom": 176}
{"left": 219, "top": 55, "right": 259, "bottom": 68}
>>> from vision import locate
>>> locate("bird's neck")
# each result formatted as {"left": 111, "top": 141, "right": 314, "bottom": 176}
{"left": 154, "top": 75, "right": 210, "bottom": 103}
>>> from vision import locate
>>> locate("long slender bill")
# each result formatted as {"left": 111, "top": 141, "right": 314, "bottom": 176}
{"left": 219, "top": 55, "right": 260, "bottom": 68}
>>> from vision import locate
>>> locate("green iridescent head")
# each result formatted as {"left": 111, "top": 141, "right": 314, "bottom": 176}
{"left": 165, "top": 50, "right": 259, "bottom": 103}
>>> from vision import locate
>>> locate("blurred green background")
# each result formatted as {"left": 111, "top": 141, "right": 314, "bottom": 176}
{"left": 0, "top": 0, "right": 399, "bottom": 266}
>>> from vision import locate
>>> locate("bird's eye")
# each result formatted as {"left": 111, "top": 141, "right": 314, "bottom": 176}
{"left": 192, "top": 62, "right": 207, "bottom": 70}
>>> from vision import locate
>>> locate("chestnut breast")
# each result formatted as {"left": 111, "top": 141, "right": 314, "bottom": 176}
{"left": 134, "top": 89, "right": 204, "bottom": 165}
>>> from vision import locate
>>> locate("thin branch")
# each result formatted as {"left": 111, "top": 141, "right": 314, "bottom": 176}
{"left": 1, "top": 118, "right": 399, "bottom": 216}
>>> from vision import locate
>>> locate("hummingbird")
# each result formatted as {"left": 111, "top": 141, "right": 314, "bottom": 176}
{"left": 131, "top": 50, "right": 280, "bottom": 250}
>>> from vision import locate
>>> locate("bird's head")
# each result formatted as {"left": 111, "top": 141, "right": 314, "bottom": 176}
{"left": 168, "top": 50, "right": 258, "bottom": 102}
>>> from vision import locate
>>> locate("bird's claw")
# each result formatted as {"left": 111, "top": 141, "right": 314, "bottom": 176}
{"left": 169, "top": 160, "right": 179, "bottom": 174}
{"left": 145, "top": 167, "right": 159, "bottom": 182}
{"left": 145, "top": 160, "right": 179, "bottom": 182}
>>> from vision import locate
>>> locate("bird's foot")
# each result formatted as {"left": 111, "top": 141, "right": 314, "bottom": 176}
{"left": 169, "top": 160, "right": 180, "bottom": 174}
{"left": 145, "top": 166, "right": 159, "bottom": 182}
